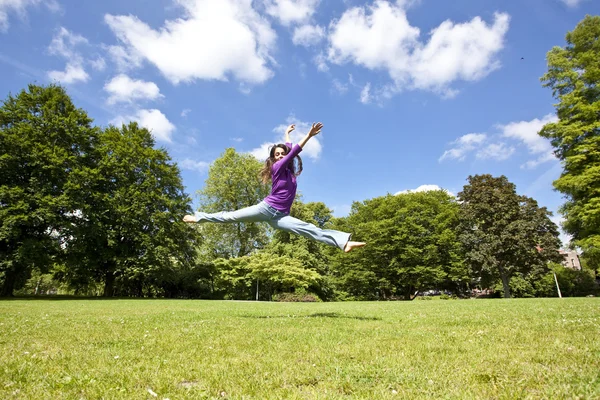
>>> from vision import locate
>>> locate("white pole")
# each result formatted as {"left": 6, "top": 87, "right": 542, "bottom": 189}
{"left": 553, "top": 273, "right": 562, "bottom": 298}
{"left": 256, "top": 279, "right": 259, "bottom": 301}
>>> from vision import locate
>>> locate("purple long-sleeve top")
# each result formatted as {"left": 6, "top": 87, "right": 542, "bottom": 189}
{"left": 263, "top": 142, "right": 302, "bottom": 214}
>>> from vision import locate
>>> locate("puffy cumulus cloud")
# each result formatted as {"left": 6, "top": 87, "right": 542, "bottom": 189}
{"left": 475, "top": 142, "right": 515, "bottom": 161}
{"left": 499, "top": 114, "right": 558, "bottom": 169}
{"left": 179, "top": 158, "right": 210, "bottom": 172}
{"left": 327, "top": 1, "right": 509, "bottom": 98}
{"left": 439, "top": 133, "right": 487, "bottom": 162}
{"left": 313, "top": 52, "right": 329, "bottom": 72}
{"left": 440, "top": 114, "right": 559, "bottom": 167}
{"left": 263, "top": 0, "right": 320, "bottom": 26}
{"left": 0, "top": 0, "right": 59, "bottom": 32}
{"left": 292, "top": 24, "right": 325, "bottom": 47}
{"left": 46, "top": 27, "right": 91, "bottom": 84}
{"left": 248, "top": 116, "right": 322, "bottom": 161}
{"left": 105, "top": 44, "right": 144, "bottom": 71}
{"left": 395, "top": 184, "right": 455, "bottom": 197}
{"left": 105, "top": 0, "right": 277, "bottom": 85}
{"left": 104, "top": 74, "right": 163, "bottom": 105}
{"left": 48, "top": 64, "right": 89, "bottom": 84}
{"left": 111, "top": 109, "right": 176, "bottom": 142}
{"left": 360, "top": 83, "right": 372, "bottom": 104}
{"left": 560, "top": 0, "right": 588, "bottom": 7}
{"left": 48, "top": 27, "right": 88, "bottom": 59}
{"left": 89, "top": 57, "right": 106, "bottom": 71}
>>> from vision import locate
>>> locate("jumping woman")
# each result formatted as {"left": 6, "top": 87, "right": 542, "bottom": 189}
{"left": 183, "top": 122, "right": 366, "bottom": 252}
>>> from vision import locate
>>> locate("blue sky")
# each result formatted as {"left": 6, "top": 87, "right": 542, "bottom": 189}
{"left": 1, "top": 0, "right": 598, "bottom": 246}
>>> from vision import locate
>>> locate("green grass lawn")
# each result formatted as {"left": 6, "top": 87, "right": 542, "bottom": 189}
{"left": 1, "top": 298, "right": 599, "bottom": 399}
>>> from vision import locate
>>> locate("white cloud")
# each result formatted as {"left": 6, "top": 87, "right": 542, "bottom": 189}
{"left": 499, "top": 114, "right": 557, "bottom": 168}
{"left": 104, "top": 74, "right": 163, "bottom": 105}
{"left": 395, "top": 184, "right": 455, "bottom": 197}
{"left": 327, "top": 1, "right": 509, "bottom": 98}
{"left": 105, "top": 45, "right": 144, "bottom": 71}
{"left": 105, "top": 0, "right": 277, "bottom": 85}
{"left": 46, "top": 27, "right": 90, "bottom": 84}
{"left": 111, "top": 109, "right": 176, "bottom": 142}
{"left": 521, "top": 153, "right": 557, "bottom": 169}
{"left": 331, "top": 79, "right": 348, "bottom": 94}
{"left": 249, "top": 116, "right": 322, "bottom": 161}
{"left": 181, "top": 108, "right": 191, "bottom": 117}
{"left": 0, "top": 0, "right": 59, "bottom": 32}
{"left": 231, "top": 137, "right": 244, "bottom": 142}
{"left": 360, "top": 83, "right": 371, "bottom": 104}
{"left": 180, "top": 158, "right": 209, "bottom": 172}
{"left": 439, "top": 133, "right": 486, "bottom": 162}
{"left": 48, "top": 63, "right": 90, "bottom": 84}
{"left": 48, "top": 27, "right": 88, "bottom": 58}
{"left": 441, "top": 114, "right": 559, "bottom": 166}
{"left": 313, "top": 52, "right": 329, "bottom": 72}
{"left": 292, "top": 24, "right": 325, "bottom": 47}
{"left": 89, "top": 57, "right": 106, "bottom": 71}
{"left": 476, "top": 142, "right": 515, "bottom": 161}
{"left": 560, "top": 0, "right": 587, "bottom": 7}
{"left": 263, "top": 0, "right": 320, "bottom": 26}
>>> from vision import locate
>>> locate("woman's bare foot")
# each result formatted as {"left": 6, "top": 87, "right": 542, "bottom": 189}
{"left": 183, "top": 215, "right": 197, "bottom": 223}
{"left": 344, "top": 241, "right": 366, "bottom": 253}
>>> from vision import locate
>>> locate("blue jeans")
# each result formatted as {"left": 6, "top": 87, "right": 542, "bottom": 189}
{"left": 194, "top": 201, "right": 351, "bottom": 250}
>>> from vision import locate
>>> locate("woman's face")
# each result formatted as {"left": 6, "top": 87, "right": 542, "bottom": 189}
{"left": 273, "top": 146, "right": 287, "bottom": 162}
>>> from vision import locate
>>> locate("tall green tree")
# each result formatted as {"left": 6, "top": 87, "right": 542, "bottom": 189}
{"left": 331, "top": 190, "right": 467, "bottom": 300}
{"left": 458, "top": 175, "right": 563, "bottom": 298}
{"left": 63, "top": 122, "right": 197, "bottom": 297}
{"left": 215, "top": 252, "right": 320, "bottom": 300}
{"left": 0, "top": 84, "right": 97, "bottom": 296}
{"left": 264, "top": 200, "right": 333, "bottom": 299}
{"left": 196, "top": 148, "right": 271, "bottom": 260}
{"left": 540, "top": 15, "right": 600, "bottom": 267}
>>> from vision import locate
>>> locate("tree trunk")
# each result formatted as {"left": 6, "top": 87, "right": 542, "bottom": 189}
{"left": 103, "top": 272, "right": 115, "bottom": 297}
{"left": 1, "top": 267, "right": 16, "bottom": 297}
{"left": 404, "top": 285, "right": 414, "bottom": 300}
{"left": 500, "top": 274, "right": 511, "bottom": 298}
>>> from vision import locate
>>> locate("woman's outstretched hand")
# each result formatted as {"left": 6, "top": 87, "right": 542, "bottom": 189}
{"left": 285, "top": 124, "right": 295, "bottom": 142}
{"left": 308, "top": 122, "right": 323, "bottom": 137}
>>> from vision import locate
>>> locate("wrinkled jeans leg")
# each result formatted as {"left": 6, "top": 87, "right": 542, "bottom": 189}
{"left": 268, "top": 215, "right": 351, "bottom": 251}
{"left": 194, "top": 201, "right": 273, "bottom": 223}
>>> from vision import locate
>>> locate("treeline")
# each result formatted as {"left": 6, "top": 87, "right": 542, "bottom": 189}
{"left": 1, "top": 85, "right": 597, "bottom": 300}
{"left": 3, "top": 15, "right": 600, "bottom": 300}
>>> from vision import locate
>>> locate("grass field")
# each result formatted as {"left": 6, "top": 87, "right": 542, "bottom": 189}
{"left": 1, "top": 298, "right": 599, "bottom": 399}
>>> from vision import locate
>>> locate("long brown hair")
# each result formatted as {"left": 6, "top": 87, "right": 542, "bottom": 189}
{"left": 259, "top": 144, "right": 303, "bottom": 184}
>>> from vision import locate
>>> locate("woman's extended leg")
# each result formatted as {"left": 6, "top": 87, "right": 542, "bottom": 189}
{"left": 192, "top": 202, "right": 274, "bottom": 224}
{"left": 268, "top": 215, "right": 353, "bottom": 251}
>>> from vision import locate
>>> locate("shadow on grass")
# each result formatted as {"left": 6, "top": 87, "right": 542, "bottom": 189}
{"left": 242, "top": 312, "right": 381, "bottom": 321}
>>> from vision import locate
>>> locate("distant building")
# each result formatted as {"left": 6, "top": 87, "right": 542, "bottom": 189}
{"left": 535, "top": 246, "right": 582, "bottom": 271}
{"left": 559, "top": 249, "right": 581, "bottom": 271}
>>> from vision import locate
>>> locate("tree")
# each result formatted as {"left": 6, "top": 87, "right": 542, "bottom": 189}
{"left": 540, "top": 15, "right": 600, "bottom": 266}
{"left": 0, "top": 84, "right": 98, "bottom": 296}
{"left": 264, "top": 200, "right": 333, "bottom": 299}
{"left": 458, "top": 175, "right": 563, "bottom": 298}
{"left": 215, "top": 252, "right": 321, "bottom": 300}
{"left": 62, "top": 122, "right": 197, "bottom": 297}
{"left": 330, "top": 190, "right": 467, "bottom": 300}
{"left": 196, "top": 148, "right": 271, "bottom": 260}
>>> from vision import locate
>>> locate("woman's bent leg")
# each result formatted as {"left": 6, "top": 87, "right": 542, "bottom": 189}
{"left": 269, "top": 215, "right": 350, "bottom": 251}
